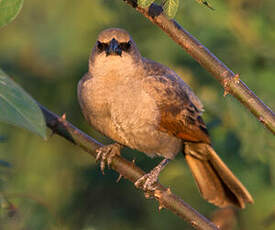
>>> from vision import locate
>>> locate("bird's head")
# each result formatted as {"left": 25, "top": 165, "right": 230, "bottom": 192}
{"left": 89, "top": 28, "right": 142, "bottom": 76}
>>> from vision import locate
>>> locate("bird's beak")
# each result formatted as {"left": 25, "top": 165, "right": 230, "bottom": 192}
{"left": 106, "top": 38, "right": 122, "bottom": 56}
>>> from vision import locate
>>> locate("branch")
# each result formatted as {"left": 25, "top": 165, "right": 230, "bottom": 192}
{"left": 39, "top": 104, "right": 218, "bottom": 230}
{"left": 123, "top": 0, "right": 275, "bottom": 134}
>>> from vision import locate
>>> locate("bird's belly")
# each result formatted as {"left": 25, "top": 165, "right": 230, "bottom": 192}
{"left": 107, "top": 90, "right": 182, "bottom": 159}
{"left": 120, "top": 123, "right": 182, "bottom": 159}
{"left": 90, "top": 114, "right": 182, "bottom": 159}
{"left": 81, "top": 77, "right": 182, "bottom": 159}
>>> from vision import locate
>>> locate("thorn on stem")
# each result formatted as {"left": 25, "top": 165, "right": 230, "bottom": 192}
{"left": 58, "top": 113, "right": 68, "bottom": 127}
{"left": 116, "top": 174, "right": 123, "bottom": 183}
{"left": 259, "top": 116, "right": 264, "bottom": 121}
{"left": 61, "top": 113, "right": 67, "bottom": 121}
{"left": 259, "top": 116, "right": 266, "bottom": 125}
{"left": 144, "top": 191, "right": 151, "bottom": 199}
{"left": 154, "top": 189, "right": 162, "bottom": 199}
{"left": 166, "top": 187, "right": 172, "bottom": 195}
{"left": 223, "top": 89, "right": 229, "bottom": 97}
{"left": 223, "top": 78, "right": 230, "bottom": 96}
{"left": 223, "top": 73, "right": 240, "bottom": 96}
{"left": 234, "top": 73, "right": 240, "bottom": 84}
{"left": 221, "top": 70, "right": 229, "bottom": 78}
{"left": 158, "top": 202, "right": 164, "bottom": 211}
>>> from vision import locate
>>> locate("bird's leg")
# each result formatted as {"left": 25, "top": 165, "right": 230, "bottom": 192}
{"left": 96, "top": 143, "right": 122, "bottom": 173}
{"left": 135, "top": 159, "right": 170, "bottom": 191}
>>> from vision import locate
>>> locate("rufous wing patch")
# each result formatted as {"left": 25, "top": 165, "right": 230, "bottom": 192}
{"left": 159, "top": 103, "right": 210, "bottom": 144}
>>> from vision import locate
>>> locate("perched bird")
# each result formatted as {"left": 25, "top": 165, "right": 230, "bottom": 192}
{"left": 78, "top": 28, "right": 254, "bottom": 208}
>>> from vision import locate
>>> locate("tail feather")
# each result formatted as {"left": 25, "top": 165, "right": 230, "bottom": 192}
{"left": 185, "top": 143, "right": 254, "bottom": 208}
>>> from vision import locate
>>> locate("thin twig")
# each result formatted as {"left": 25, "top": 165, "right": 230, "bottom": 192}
{"left": 123, "top": 0, "right": 275, "bottom": 134}
{"left": 39, "top": 104, "right": 218, "bottom": 230}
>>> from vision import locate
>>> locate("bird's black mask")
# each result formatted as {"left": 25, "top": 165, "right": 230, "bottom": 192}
{"left": 97, "top": 38, "right": 131, "bottom": 56}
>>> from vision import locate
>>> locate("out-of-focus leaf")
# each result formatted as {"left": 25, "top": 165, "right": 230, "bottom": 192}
{"left": 137, "top": 0, "right": 155, "bottom": 8}
{"left": 196, "top": 0, "right": 214, "bottom": 10}
{"left": 0, "top": 0, "right": 24, "bottom": 28}
{"left": 0, "top": 160, "right": 11, "bottom": 168}
{"left": 163, "top": 0, "right": 179, "bottom": 18}
{"left": 0, "top": 69, "right": 46, "bottom": 138}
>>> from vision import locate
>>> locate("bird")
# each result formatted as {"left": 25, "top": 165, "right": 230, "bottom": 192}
{"left": 77, "top": 28, "right": 254, "bottom": 208}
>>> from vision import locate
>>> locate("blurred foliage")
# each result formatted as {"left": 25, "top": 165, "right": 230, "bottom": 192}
{"left": 137, "top": 0, "right": 213, "bottom": 18}
{"left": 137, "top": 0, "right": 155, "bottom": 8}
{"left": 162, "top": 0, "right": 179, "bottom": 19}
{"left": 0, "top": 0, "right": 274, "bottom": 229}
{"left": 0, "top": 0, "right": 24, "bottom": 28}
{"left": 0, "top": 69, "right": 46, "bottom": 138}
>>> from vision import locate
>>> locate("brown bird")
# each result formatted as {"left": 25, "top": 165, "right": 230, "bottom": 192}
{"left": 78, "top": 28, "right": 254, "bottom": 208}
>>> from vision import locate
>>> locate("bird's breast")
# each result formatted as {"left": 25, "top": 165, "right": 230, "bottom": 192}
{"left": 79, "top": 74, "right": 181, "bottom": 159}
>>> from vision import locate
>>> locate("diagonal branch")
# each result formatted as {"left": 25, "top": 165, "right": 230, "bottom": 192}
{"left": 123, "top": 0, "right": 275, "bottom": 134}
{"left": 39, "top": 104, "right": 218, "bottom": 230}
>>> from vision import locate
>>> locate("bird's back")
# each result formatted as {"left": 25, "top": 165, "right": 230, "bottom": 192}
{"left": 142, "top": 58, "right": 204, "bottom": 112}
{"left": 141, "top": 58, "right": 210, "bottom": 144}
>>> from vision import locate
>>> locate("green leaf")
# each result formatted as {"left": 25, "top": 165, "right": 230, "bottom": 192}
{"left": 0, "top": 0, "right": 24, "bottom": 28}
{"left": 0, "top": 69, "right": 46, "bottom": 138}
{"left": 196, "top": 0, "right": 214, "bottom": 10}
{"left": 163, "top": 0, "right": 179, "bottom": 19}
{"left": 137, "top": 0, "right": 155, "bottom": 8}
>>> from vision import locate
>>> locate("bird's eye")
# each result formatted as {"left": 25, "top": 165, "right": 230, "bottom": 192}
{"left": 120, "top": 41, "right": 131, "bottom": 51}
{"left": 97, "top": 41, "right": 108, "bottom": 52}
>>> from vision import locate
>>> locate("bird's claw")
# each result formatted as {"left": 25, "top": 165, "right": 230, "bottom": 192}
{"left": 135, "top": 171, "right": 159, "bottom": 191}
{"left": 135, "top": 159, "right": 169, "bottom": 191}
{"left": 96, "top": 143, "right": 121, "bottom": 174}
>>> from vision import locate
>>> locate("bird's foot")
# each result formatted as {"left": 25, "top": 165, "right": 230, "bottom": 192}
{"left": 135, "top": 159, "right": 170, "bottom": 191}
{"left": 96, "top": 143, "right": 121, "bottom": 174}
{"left": 135, "top": 168, "right": 160, "bottom": 191}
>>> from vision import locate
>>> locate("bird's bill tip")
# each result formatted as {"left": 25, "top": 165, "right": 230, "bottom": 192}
{"left": 106, "top": 38, "right": 122, "bottom": 56}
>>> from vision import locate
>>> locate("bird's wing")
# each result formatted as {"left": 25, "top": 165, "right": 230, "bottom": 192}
{"left": 142, "top": 58, "right": 204, "bottom": 112}
{"left": 77, "top": 72, "right": 93, "bottom": 122}
{"left": 142, "top": 58, "right": 210, "bottom": 144}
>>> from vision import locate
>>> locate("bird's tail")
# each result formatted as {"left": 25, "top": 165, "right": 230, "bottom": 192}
{"left": 184, "top": 143, "right": 254, "bottom": 208}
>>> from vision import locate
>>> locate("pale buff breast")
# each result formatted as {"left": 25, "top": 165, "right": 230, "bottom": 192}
{"left": 78, "top": 69, "right": 182, "bottom": 159}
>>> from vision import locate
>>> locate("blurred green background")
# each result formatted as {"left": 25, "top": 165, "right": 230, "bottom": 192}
{"left": 0, "top": 0, "right": 275, "bottom": 229}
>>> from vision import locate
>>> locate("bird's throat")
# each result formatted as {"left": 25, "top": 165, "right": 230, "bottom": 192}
{"left": 90, "top": 54, "right": 139, "bottom": 80}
